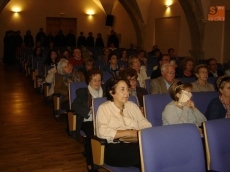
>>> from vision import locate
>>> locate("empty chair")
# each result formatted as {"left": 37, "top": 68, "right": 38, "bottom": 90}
{"left": 91, "top": 95, "right": 140, "bottom": 172}
{"left": 203, "top": 118, "right": 230, "bottom": 172}
{"left": 144, "top": 94, "right": 171, "bottom": 126}
{"left": 139, "top": 124, "right": 206, "bottom": 172}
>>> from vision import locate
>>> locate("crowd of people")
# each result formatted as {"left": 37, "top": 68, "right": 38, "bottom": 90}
{"left": 12, "top": 27, "right": 230, "bottom": 171}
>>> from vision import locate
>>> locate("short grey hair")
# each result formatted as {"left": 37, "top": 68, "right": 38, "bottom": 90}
{"left": 161, "top": 63, "right": 175, "bottom": 72}
{"left": 57, "top": 58, "right": 69, "bottom": 75}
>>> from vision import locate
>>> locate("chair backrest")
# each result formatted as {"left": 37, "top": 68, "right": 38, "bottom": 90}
{"left": 207, "top": 77, "right": 218, "bottom": 91}
{"left": 144, "top": 79, "right": 152, "bottom": 94}
{"left": 191, "top": 91, "right": 218, "bottom": 114}
{"left": 68, "top": 82, "right": 87, "bottom": 108}
{"left": 144, "top": 94, "right": 171, "bottom": 126}
{"left": 178, "top": 77, "right": 196, "bottom": 83}
{"left": 203, "top": 118, "right": 230, "bottom": 171}
{"left": 144, "top": 91, "right": 218, "bottom": 126}
{"left": 102, "top": 71, "right": 113, "bottom": 83}
{"left": 92, "top": 96, "right": 139, "bottom": 135}
{"left": 139, "top": 124, "right": 206, "bottom": 172}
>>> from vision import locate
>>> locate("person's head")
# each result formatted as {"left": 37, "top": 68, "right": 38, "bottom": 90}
{"left": 83, "top": 58, "right": 94, "bottom": 71}
{"left": 207, "top": 58, "right": 218, "bottom": 72}
{"left": 169, "top": 81, "right": 192, "bottom": 102}
{"left": 216, "top": 76, "right": 230, "bottom": 97}
{"left": 57, "top": 59, "right": 73, "bottom": 75}
{"left": 137, "top": 49, "right": 145, "bottom": 58}
{"left": 88, "top": 32, "right": 93, "bottom": 36}
{"left": 106, "top": 77, "right": 130, "bottom": 103}
{"left": 39, "top": 28, "right": 43, "bottom": 32}
{"left": 62, "top": 49, "right": 71, "bottom": 59}
{"left": 128, "top": 55, "right": 141, "bottom": 70}
{"left": 85, "top": 69, "right": 103, "bottom": 90}
{"left": 108, "top": 53, "right": 118, "bottom": 65}
{"left": 49, "top": 49, "right": 58, "bottom": 61}
{"left": 120, "top": 68, "right": 138, "bottom": 89}
{"left": 161, "top": 63, "right": 176, "bottom": 83}
{"left": 80, "top": 31, "right": 83, "bottom": 36}
{"left": 33, "top": 46, "right": 42, "bottom": 57}
{"left": 73, "top": 48, "right": 81, "bottom": 59}
{"left": 103, "top": 48, "right": 110, "bottom": 56}
{"left": 121, "top": 49, "right": 127, "bottom": 58}
{"left": 158, "top": 54, "right": 170, "bottom": 67}
{"left": 97, "top": 33, "right": 101, "bottom": 38}
{"left": 168, "top": 48, "right": 175, "bottom": 57}
{"left": 194, "top": 64, "right": 209, "bottom": 81}
{"left": 181, "top": 57, "right": 195, "bottom": 71}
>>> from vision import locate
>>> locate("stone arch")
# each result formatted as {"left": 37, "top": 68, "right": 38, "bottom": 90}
{"left": 118, "top": 0, "right": 205, "bottom": 59}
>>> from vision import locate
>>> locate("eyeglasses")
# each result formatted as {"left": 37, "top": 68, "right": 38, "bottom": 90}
{"left": 127, "top": 77, "right": 137, "bottom": 82}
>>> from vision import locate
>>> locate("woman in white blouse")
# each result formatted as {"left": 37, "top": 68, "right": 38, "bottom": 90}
{"left": 96, "top": 77, "right": 152, "bottom": 168}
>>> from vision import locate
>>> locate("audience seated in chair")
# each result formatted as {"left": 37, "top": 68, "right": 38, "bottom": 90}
{"left": 71, "top": 69, "right": 105, "bottom": 172}
{"left": 150, "top": 54, "right": 170, "bottom": 79}
{"left": 162, "top": 81, "right": 206, "bottom": 127}
{"left": 150, "top": 63, "right": 178, "bottom": 94}
{"left": 192, "top": 64, "right": 215, "bottom": 92}
{"left": 54, "top": 59, "right": 85, "bottom": 115}
{"left": 96, "top": 77, "right": 152, "bottom": 168}
{"left": 206, "top": 76, "right": 230, "bottom": 120}
{"left": 128, "top": 55, "right": 148, "bottom": 88}
{"left": 178, "top": 57, "right": 195, "bottom": 78}
{"left": 69, "top": 48, "right": 84, "bottom": 66}
{"left": 103, "top": 53, "right": 123, "bottom": 77}
{"left": 207, "top": 58, "right": 224, "bottom": 77}
{"left": 120, "top": 68, "right": 148, "bottom": 113}
{"left": 43, "top": 49, "right": 59, "bottom": 66}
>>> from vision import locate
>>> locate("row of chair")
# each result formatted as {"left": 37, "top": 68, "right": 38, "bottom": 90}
{"left": 91, "top": 95, "right": 230, "bottom": 172}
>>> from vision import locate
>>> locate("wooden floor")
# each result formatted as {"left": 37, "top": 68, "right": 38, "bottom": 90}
{"left": 0, "top": 62, "right": 104, "bottom": 172}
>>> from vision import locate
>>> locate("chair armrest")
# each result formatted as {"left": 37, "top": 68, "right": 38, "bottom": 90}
{"left": 67, "top": 110, "right": 77, "bottom": 131}
{"left": 91, "top": 136, "right": 108, "bottom": 166}
{"left": 53, "top": 93, "right": 61, "bottom": 111}
{"left": 43, "top": 83, "right": 51, "bottom": 98}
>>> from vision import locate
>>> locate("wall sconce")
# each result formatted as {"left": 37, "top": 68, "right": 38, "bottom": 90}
{"left": 86, "top": 10, "right": 95, "bottom": 16}
{"left": 165, "top": 0, "right": 173, "bottom": 8}
{"left": 12, "top": 7, "right": 21, "bottom": 13}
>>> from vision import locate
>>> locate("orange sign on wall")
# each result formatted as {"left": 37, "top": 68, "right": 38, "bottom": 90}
{"left": 208, "top": 6, "right": 225, "bottom": 21}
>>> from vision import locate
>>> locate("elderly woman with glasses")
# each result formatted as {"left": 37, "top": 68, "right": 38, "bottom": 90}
{"left": 162, "top": 81, "right": 206, "bottom": 126}
{"left": 206, "top": 76, "right": 230, "bottom": 120}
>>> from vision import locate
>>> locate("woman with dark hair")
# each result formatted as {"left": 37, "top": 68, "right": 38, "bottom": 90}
{"left": 96, "top": 77, "right": 152, "bottom": 168}
{"left": 120, "top": 68, "right": 148, "bottom": 112}
{"left": 178, "top": 57, "right": 195, "bottom": 78}
{"left": 44, "top": 49, "right": 59, "bottom": 66}
{"left": 206, "top": 76, "right": 230, "bottom": 120}
{"left": 103, "top": 53, "right": 123, "bottom": 76}
{"left": 33, "top": 46, "right": 43, "bottom": 57}
{"left": 71, "top": 68, "right": 105, "bottom": 172}
{"left": 162, "top": 81, "right": 206, "bottom": 126}
{"left": 118, "top": 49, "right": 128, "bottom": 68}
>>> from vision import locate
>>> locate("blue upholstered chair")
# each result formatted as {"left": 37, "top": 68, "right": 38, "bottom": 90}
{"left": 102, "top": 71, "right": 113, "bottom": 83}
{"left": 67, "top": 82, "right": 87, "bottom": 136}
{"left": 203, "top": 118, "right": 230, "bottom": 172}
{"left": 91, "top": 96, "right": 140, "bottom": 172}
{"left": 143, "top": 91, "right": 218, "bottom": 126}
{"left": 139, "top": 124, "right": 206, "bottom": 172}
{"left": 143, "top": 94, "right": 171, "bottom": 126}
{"left": 144, "top": 79, "right": 152, "bottom": 94}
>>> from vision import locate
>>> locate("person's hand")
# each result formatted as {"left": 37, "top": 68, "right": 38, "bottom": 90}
{"left": 184, "top": 100, "right": 195, "bottom": 109}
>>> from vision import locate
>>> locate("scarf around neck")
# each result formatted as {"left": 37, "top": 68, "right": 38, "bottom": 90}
{"left": 88, "top": 84, "right": 103, "bottom": 98}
